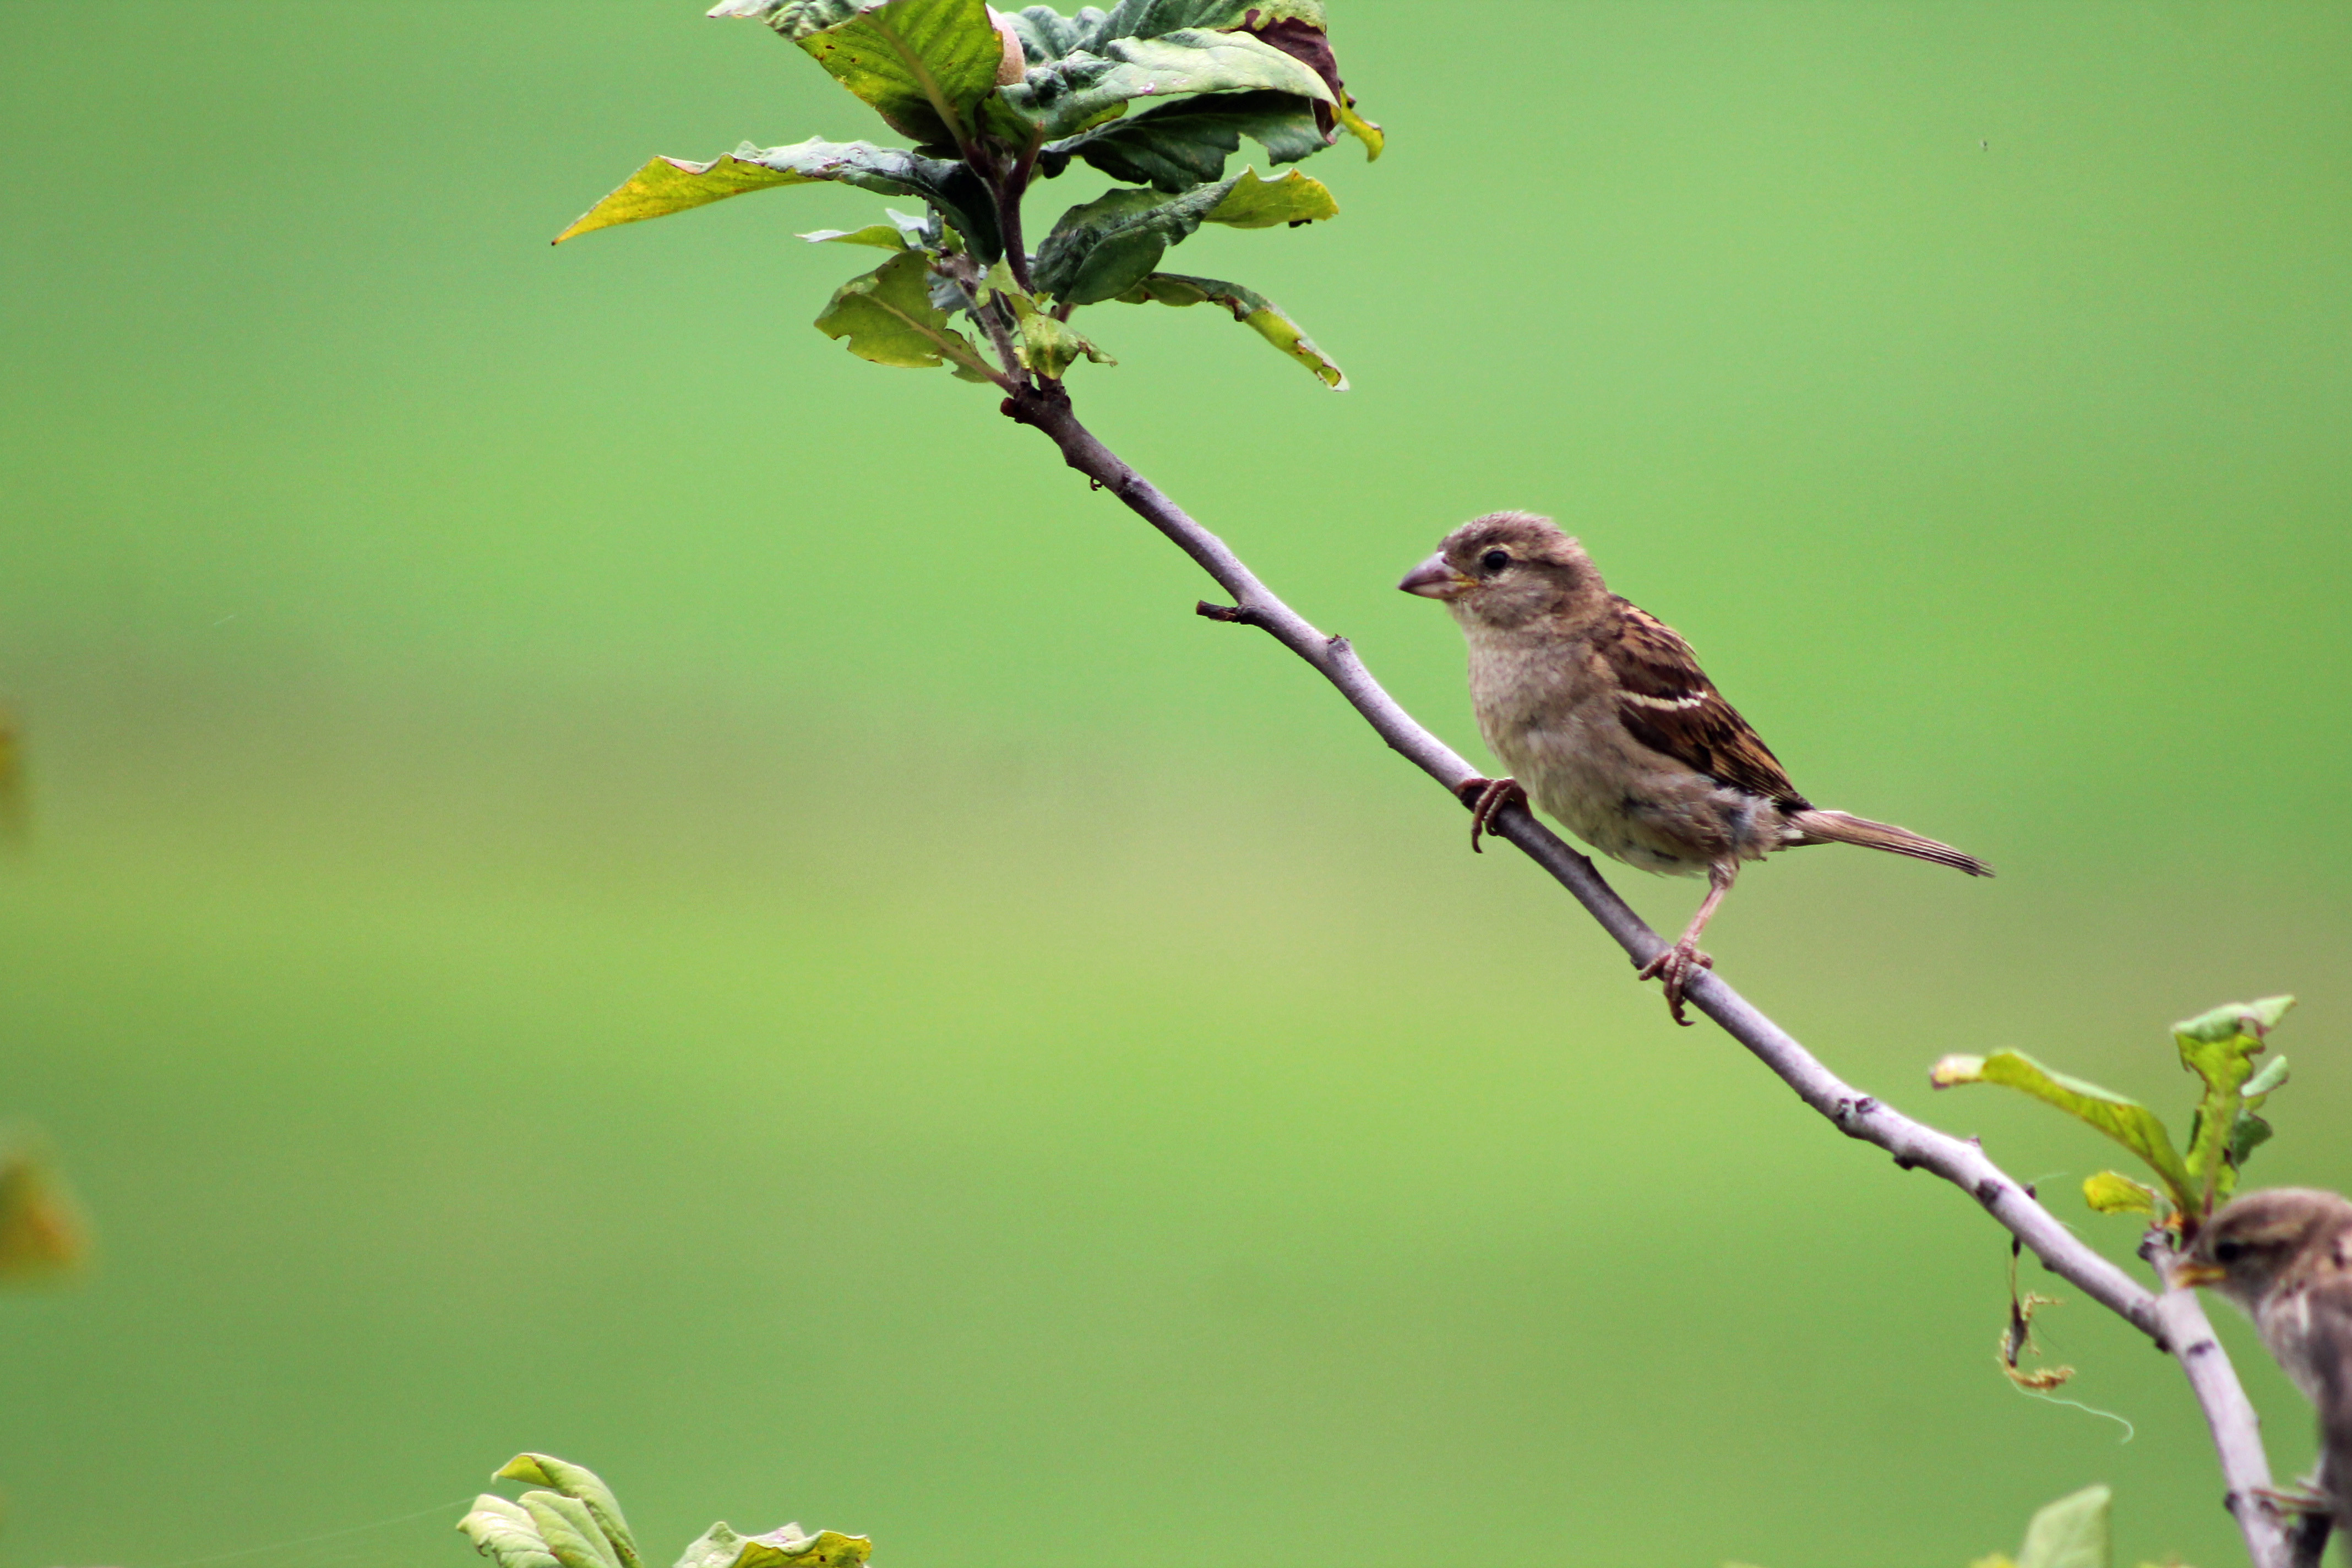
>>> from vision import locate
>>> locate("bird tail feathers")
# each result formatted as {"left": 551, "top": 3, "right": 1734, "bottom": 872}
{"left": 1787, "top": 809, "right": 1992, "bottom": 876}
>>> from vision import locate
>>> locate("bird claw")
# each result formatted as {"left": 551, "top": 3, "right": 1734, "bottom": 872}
{"left": 1456, "top": 776, "right": 1526, "bottom": 853}
{"left": 2251, "top": 1483, "right": 2338, "bottom": 1518}
{"left": 1636, "top": 940, "right": 1714, "bottom": 1026}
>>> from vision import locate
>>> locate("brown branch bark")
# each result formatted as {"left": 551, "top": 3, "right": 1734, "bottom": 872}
{"left": 999, "top": 378, "right": 2296, "bottom": 1568}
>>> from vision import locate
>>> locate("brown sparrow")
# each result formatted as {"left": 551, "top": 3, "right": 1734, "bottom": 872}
{"left": 1399, "top": 511, "right": 1991, "bottom": 1023}
{"left": 2181, "top": 1187, "right": 2352, "bottom": 1536}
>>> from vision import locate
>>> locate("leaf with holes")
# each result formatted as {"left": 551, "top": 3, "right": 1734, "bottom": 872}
{"left": 1033, "top": 168, "right": 1334, "bottom": 304}
{"left": 1114, "top": 271, "right": 1344, "bottom": 387}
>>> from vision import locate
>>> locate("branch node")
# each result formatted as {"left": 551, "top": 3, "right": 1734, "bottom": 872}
{"left": 1326, "top": 634, "right": 1351, "bottom": 655}
{"left": 1976, "top": 1178, "right": 2004, "bottom": 1207}
{"left": 1892, "top": 1154, "right": 1918, "bottom": 1171}
{"left": 1196, "top": 601, "right": 1251, "bottom": 624}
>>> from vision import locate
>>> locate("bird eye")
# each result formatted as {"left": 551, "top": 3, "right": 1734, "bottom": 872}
{"left": 1479, "top": 549, "right": 1511, "bottom": 574}
{"left": 2213, "top": 1241, "right": 2246, "bottom": 1264}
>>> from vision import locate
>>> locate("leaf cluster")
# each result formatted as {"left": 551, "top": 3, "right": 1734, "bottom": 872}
{"left": 1929, "top": 997, "right": 2296, "bottom": 1237}
{"left": 462, "top": 1456, "right": 870, "bottom": 1568}
{"left": 556, "top": 0, "right": 1376, "bottom": 389}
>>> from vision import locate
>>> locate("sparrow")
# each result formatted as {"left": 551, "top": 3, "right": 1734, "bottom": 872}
{"left": 2181, "top": 1188, "right": 2352, "bottom": 1537}
{"left": 1398, "top": 511, "right": 1991, "bottom": 1023}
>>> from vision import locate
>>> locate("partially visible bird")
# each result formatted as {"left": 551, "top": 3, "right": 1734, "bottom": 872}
{"left": 1398, "top": 510, "right": 1991, "bottom": 1023}
{"left": 2182, "top": 1187, "right": 2352, "bottom": 1540}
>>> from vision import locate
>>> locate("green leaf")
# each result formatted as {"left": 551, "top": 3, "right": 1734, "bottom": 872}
{"left": 2016, "top": 1485, "right": 2111, "bottom": 1568}
{"left": 1033, "top": 167, "right": 1334, "bottom": 304}
{"left": 1930, "top": 1050, "right": 2195, "bottom": 1213}
{"left": 521, "top": 1493, "right": 624, "bottom": 1568}
{"left": 553, "top": 140, "right": 1000, "bottom": 259}
{"left": 1014, "top": 304, "right": 1112, "bottom": 377}
{"left": 1039, "top": 90, "right": 1324, "bottom": 190}
{"left": 815, "top": 252, "right": 997, "bottom": 377}
{"left": 989, "top": 28, "right": 1334, "bottom": 143}
{"left": 2173, "top": 995, "right": 2295, "bottom": 1043}
{"left": 2243, "top": 1054, "right": 2290, "bottom": 1098}
{"left": 2174, "top": 998, "right": 2292, "bottom": 1207}
{"left": 1113, "top": 271, "right": 1344, "bottom": 387}
{"left": 712, "top": 0, "right": 1004, "bottom": 148}
{"left": 494, "top": 1457, "right": 639, "bottom": 1568}
{"left": 2082, "top": 1169, "right": 2162, "bottom": 1216}
{"left": 673, "top": 1523, "right": 873, "bottom": 1568}
{"left": 461, "top": 1497, "right": 562, "bottom": 1568}
{"left": 798, "top": 224, "right": 912, "bottom": 250}
{"left": 1200, "top": 164, "right": 1338, "bottom": 226}
{"left": 2228, "top": 1111, "right": 2274, "bottom": 1170}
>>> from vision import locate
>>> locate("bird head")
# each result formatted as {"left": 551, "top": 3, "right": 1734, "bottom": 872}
{"left": 2180, "top": 1187, "right": 2352, "bottom": 1305}
{"left": 1398, "top": 511, "right": 1606, "bottom": 630}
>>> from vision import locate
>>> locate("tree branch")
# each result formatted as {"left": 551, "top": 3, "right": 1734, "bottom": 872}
{"left": 1000, "top": 379, "right": 2295, "bottom": 1568}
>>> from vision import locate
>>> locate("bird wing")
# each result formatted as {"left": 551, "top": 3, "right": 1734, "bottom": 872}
{"left": 2312, "top": 1266, "right": 2352, "bottom": 1523}
{"left": 1602, "top": 598, "right": 1810, "bottom": 808}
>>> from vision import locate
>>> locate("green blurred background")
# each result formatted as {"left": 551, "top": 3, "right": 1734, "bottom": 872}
{"left": 3, "top": 2, "right": 2348, "bottom": 1564}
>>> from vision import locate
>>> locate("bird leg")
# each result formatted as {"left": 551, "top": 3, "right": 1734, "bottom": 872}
{"left": 1455, "top": 776, "right": 1526, "bottom": 854}
{"left": 1636, "top": 860, "right": 1736, "bottom": 1027}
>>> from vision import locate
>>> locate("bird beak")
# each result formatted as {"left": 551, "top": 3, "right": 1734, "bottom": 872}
{"left": 2172, "top": 1261, "right": 2229, "bottom": 1288}
{"left": 1399, "top": 554, "right": 1471, "bottom": 600}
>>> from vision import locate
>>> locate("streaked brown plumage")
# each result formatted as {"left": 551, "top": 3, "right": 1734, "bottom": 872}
{"left": 2183, "top": 1188, "right": 2352, "bottom": 1538}
{"left": 1399, "top": 510, "right": 1991, "bottom": 1023}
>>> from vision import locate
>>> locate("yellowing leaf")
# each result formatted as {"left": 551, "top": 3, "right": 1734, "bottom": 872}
{"left": 2082, "top": 1170, "right": 2161, "bottom": 1216}
{"left": 1931, "top": 1050, "right": 2193, "bottom": 1213}
{"left": 1115, "top": 271, "right": 1345, "bottom": 388}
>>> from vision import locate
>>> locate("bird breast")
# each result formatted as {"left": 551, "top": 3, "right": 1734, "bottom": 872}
{"left": 1460, "top": 618, "right": 1767, "bottom": 875}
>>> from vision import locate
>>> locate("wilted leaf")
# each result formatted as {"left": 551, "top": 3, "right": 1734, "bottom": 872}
{"left": 2017, "top": 1485, "right": 2111, "bottom": 1568}
{"left": 714, "top": 0, "right": 1005, "bottom": 147}
{"left": 815, "top": 252, "right": 997, "bottom": 376}
{"left": 1033, "top": 168, "right": 1334, "bottom": 304}
{"left": 496, "top": 1457, "right": 639, "bottom": 1568}
{"left": 2082, "top": 1170, "right": 2162, "bottom": 1216}
{"left": 989, "top": 29, "right": 1333, "bottom": 143}
{"left": 1930, "top": 1050, "right": 2194, "bottom": 1212}
{"left": 555, "top": 140, "right": 999, "bottom": 260}
{"left": 0, "top": 1137, "right": 88, "bottom": 1281}
{"left": 463, "top": 1498, "right": 563, "bottom": 1568}
{"left": 1114, "top": 271, "right": 1344, "bottom": 387}
{"left": 673, "top": 1523, "right": 873, "bottom": 1568}
{"left": 1244, "top": 12, "right": 1379, "bottom": 156}
{"left": 1040, "top": 90, "right": 1324, "bottom": 190}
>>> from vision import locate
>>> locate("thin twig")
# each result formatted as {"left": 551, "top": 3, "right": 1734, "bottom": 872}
{"left": 999, "top": 379, "right": 2294, "bottom": 1568}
